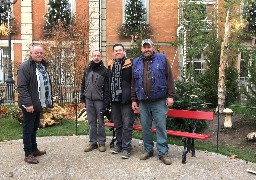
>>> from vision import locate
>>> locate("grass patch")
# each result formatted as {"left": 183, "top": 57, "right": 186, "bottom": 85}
{"left": 37, "top": 120, "right": 89, "bottom": 137}
{"left": 0, "top": 116, "right": 23, "bottom": 141}
{"left": 1, "top": 115, "right": 256, "bottom": 163}
{"left": 0, "top": 116, "right": 90, "bottom": 141}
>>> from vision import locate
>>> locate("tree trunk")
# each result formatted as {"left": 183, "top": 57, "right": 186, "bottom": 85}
{"left": 218, "top": 10, "right": 230, "bottom": 113}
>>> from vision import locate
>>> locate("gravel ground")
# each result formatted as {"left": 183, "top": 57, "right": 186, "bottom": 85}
{"left": 1, "top": 135, "right": 256, "bottom": 180}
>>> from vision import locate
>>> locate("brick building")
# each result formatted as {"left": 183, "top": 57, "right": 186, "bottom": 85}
{"left": 0, "top": 0, "right": 225, "bottom": 84}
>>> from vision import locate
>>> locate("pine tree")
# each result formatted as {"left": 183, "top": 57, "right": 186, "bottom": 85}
{"left": 44, "top": 0, "right": 72, "bottom": 30}
{"left": 124, "top": 0, "right": 146, "bottom": 34}
{"left": 0, "top": 2, "right": 8, "bottom": 25}
{"left": 245, "top": 2, "right": 256, "bottom": 35}
{"left": 119, "top": 0, "right": 152, "bottom": 39}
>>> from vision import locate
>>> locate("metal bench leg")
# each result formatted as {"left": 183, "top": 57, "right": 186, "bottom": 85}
{"left": 109, "top": 127, "right": 116, "bottom": 148}
{"left": 182, "top": 138, "right": 189, "bottom": 164}
{"left": 191, "top": 138, "right": 195, "bottom": 157}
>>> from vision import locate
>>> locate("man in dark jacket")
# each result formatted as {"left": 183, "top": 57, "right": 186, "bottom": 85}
{"left": 18, "top": 45, "right": 53, "bottom": 164}
{"left": 80, "top": 51, "right": 109, "bottom": 152}
{"left": 108, "top": 44, "right": 134, "bottom": 159}
{"left": 131, "top": 39, "right": 175, "bottom": 165}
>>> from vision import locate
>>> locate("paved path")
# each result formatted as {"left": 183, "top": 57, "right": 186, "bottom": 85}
{"left": 1, "top": 136, "right": 256, "bottom": 180}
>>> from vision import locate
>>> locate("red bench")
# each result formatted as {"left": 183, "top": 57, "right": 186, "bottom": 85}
{"left": 105, "top": 108, "right": 214, "bottom": 164}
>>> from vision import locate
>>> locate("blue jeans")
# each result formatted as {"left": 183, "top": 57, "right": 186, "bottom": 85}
{"left": 86, "top": 99, "right": 106, "bottom": 145}
{"left": 111, "top": 102, "right": 134, "bottom": 152}
{"left": 22, "top": 110, "right": 41, "bottom": 156}
{"left": 139, "top": 99, "right": 168, "bottom": 157}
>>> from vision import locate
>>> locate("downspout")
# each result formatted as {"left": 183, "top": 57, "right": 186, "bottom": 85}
{"left": 99, "top": 0, "right": 102, "bottom": 51}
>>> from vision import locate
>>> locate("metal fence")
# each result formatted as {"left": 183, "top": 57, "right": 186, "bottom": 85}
{"left": 0, "top": 83, "right": 80, "bottom": 106}
{"left": 0, "top": 83, "right": 15, "bottom": 105}
{"left": 52, "top": 84, "right": 81, "bottom": 105}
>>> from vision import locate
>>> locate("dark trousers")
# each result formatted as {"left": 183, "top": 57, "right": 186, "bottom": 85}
{"left": 22, "top": 109, "right": 41, "bottom": 156}
{"left": 111, "top": 102, "right": 134, "bottom": 152}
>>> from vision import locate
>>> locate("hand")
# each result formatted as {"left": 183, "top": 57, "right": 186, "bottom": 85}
{"left": 166, "top": 98, "right": 174, "bottom": 107}
{"left": 132, "top": 101, "right": 138, "bottom": 111}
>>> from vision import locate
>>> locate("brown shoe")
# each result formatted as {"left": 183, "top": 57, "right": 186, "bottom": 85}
{"left": 140, "top": 151, "right": 153, "bottom": 160}
{"left": 33, "top": 149, "right": 46, "bottom": 157}
{"left": 84, "top": 144, "right": 98, "bottom": 152}
{"left": 160, "top": 155, "right": 172, "bottom": 165}
{"left": 24, "top": 155, "right": 39, "bottom": 164}
{"left": 99, "top": 144, "right": 106, "bottom": 152}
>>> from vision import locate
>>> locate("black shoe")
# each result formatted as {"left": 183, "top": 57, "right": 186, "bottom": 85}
{"left": 111, "top": 146, "right": 122, "bottom": 154}
{"left": 121, "top": 150, "right": 131, "bottom": 159}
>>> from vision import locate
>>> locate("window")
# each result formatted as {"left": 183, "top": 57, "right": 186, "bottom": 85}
{"left": 45, "top": 0, "right": 75, "bottom": 14}
{"left": 47, "top": 47, "right": 75, "bottom": 86}
{"left": 186, "top": 53, "right": 206, "bottom": 74}
{"left": 0, "top": 47, "right": 8, "bottom": 82}
{"left": 239, "top": 52, "right": 248, "bottom": 81}
{"left": 123, "top": 0, "right": 149, "bottom": 22}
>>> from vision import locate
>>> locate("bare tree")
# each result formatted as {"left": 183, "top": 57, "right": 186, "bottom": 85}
{"left": 43, "top": 12, "right": 91, "bottom": 104}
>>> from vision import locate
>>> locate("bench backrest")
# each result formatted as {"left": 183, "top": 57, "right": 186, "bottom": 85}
{"left": 134, "top": 109, "right": 214, "bottom": 121}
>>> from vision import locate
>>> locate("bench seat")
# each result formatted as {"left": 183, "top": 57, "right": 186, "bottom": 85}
{"left": 105, "top": 122, "right": 211, "bottom": 140}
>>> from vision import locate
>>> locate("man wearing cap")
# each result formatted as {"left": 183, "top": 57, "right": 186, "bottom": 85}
{"left": 131, "top": 39, "right": 175, "bottom": 165}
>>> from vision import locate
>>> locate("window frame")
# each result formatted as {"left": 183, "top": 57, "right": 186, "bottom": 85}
{"left": 238, "top": 52, "right": 249, "bottom": 81}
{"left": 179, "top": 0, "right": 216, "bottom": 5}
{"left": 0, "top": 47, "right": 8, "bottom": 82}
{"left": 186, "top": 53, "right": 206, "bottom": 74}
{"left": 122, "top": 0, "right": 149, "bottom": 23}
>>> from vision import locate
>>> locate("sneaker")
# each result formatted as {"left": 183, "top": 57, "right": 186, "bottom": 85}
{"left": 140, "top": 151, "right": 153, "bottom": 160}
{"left": 99, "top": 144, "right": 106, "bottom": 152}
{"left": 24, "top": 154, "right": 39, "bottom": 164}
{"left": 159, "top": 155, "right": 172, "bottom": 165}
{"left": 33, "top": 149, "right": 46, "bottom": 157}
{"left": 121, "top": 150, "right": 131, "bottom": 159}
{"left": 111, "top": 146, "right": 122, "bottom": 154}
{"left": 84, "top": 144, "right": 98, "bottom": 152}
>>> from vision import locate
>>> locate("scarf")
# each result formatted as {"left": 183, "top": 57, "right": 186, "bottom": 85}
{"left": 90, "top": 60, "right": 103, "bottom": 71}
{"left": 111, "top": 57, "right": 125, "bottom": 102}
{"left": 36, "top": 63, "right": 52, "bottom": 108}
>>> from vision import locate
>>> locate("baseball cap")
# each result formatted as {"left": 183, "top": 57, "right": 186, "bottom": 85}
{"left": 141, "top": 39, "right": 153, "bottom": 46}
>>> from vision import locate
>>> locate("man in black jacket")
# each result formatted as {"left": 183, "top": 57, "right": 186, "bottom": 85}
{"left": 18, "top": 45, "right": 52, "bottom": 164}
{"left": 80, "top": 51, "right": 109, "bottom": 152}
{"left": 108, "top": 44, "right": 134, "bottom": 159}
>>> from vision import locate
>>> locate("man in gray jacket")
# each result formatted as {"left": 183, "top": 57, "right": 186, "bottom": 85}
{"left": 80, "top": 51, "right": 109, "bottom": 152}
{"left": 18, "top": 45, "right": 52, "bottom": 164}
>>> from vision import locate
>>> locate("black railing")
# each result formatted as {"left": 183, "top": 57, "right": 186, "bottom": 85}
{"left": 0, "top": 83, "right": 80, "bottom": 106}
{"left": 0, "top": 83, "right": 15, "bottom": 105}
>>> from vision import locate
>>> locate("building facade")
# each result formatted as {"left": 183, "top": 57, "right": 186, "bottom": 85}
{"left": 0, "top": 0, "right": 228, "bottom": 84}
